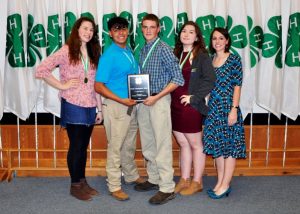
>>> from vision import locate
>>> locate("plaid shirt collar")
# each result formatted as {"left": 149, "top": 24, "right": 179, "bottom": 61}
{"left": 144, "top": 37, "right": 160, "bottom": 51}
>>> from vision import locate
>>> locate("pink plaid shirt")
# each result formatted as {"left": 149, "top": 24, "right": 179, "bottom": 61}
{"left": 36, "top": 45, "right": 97, "bottom": 107}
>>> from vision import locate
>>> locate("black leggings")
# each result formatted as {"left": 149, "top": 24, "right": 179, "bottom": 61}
{"left": 66, "top": 124, "right": 94, "bottom": 183}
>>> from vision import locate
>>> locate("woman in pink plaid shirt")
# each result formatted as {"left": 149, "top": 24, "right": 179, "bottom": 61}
{"left": 36, "top": 17, "right": 102, "bottom": 201}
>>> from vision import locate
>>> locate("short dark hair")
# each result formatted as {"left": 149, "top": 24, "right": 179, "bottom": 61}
{"left": 108, "top": 17, "right": 129, "bottom": 30}
{"left": 142, "top": 14, "right": 160, "bottom": 27}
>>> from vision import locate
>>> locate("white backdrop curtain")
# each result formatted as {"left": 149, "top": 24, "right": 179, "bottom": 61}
{"left": 0, "top": 0, "right": 299, "bottom": 120}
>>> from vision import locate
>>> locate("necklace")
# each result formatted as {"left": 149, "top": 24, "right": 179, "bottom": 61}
{"left": 179, "top": 49, "right": 192, "bottom": 70}
{"left": 123, "top": 49, "right": 136, "bottom": 72}
{"left": 142, "top": 38, "right": 160, "bottom": 70}
{"left": 80, "top": 54, "right": 89, "bottom": 83}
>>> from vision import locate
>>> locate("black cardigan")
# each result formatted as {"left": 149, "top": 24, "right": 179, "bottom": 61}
{"left": 188, "top": 52, "right": 216, "bottom": 116}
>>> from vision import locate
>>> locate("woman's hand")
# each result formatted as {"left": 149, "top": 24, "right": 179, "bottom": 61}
{"left": 228, "top": 108, "right": 238, "bottom": 126}
{"left": 43, "top": 75, "right": 79, "bottom": 90}
{"left": 95, "top": 111, "right": 103, "bottom": 124}
{"left": 62, "top": 78, "right": 80, "bottom": 90}
{"left": 180, "top": 95, "right": 192, "bottom": 106}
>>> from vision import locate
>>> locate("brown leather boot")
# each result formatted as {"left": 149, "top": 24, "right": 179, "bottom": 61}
{"left": 70, "top": 183, "right": 92, "bottom": 201}
{"left": 174, "top": 178, "right": 190, "bottom": 193}
{"left": 80, "top": 179, "right": 99, "bottom": 196}
{"left": 180, "top": 180, "right": 203, "bottom": 196}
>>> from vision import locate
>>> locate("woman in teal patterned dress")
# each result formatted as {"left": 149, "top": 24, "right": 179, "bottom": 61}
{"left": 203, "top": 28, "right": 246, "bottom": 199}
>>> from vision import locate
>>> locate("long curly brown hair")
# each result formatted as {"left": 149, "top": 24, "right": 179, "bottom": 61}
{"left": 174, "top": 21, "right": 207, "bottom": 60}
{"left": 66, "top": 17, "right": 101, "bottom": 69}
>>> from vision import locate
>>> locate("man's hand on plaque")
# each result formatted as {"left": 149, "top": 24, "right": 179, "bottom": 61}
{"left": 122, "top": 98, "right": 137, "bottom": 107}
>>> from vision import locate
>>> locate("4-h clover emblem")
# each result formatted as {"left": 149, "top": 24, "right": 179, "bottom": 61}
{"left": 285, "top": 12, "right": 300, "bottom": 67}
{"left": 64, "top": 11, "right": 76, "bottom": 41}
{"left": 226, "top": 16, "right": 248, "bottom": 57}
{"left": 196, "top": 15, "right": 247, "bottom": 58}
{"left": 102, "top": 13, "right": 116, "bottom": 53}
{"left": 176, "top": 12, "right": 188, "bottom": 35}
{"left": 27, "top": 14, "right": 47, "bottom": 67}
{"left": 248, "top": 16, "right": 263, "bottom": 67}
{"left": 262, "top": 16, "right": 282, "bottom": 68}
{"left": 159, "top": 16, "right": 175, "bottom": 48}
{"left": 134, "top": 12, "right": 147, "bottom": 60}
{"left": 47, "top": 14, "right": 62, "bottom": 56}
{"left": 6, "top": 14, "right": 26, "bottom": 68}
{"left": 196, "top": 14, "right": 216, "bottom": 48}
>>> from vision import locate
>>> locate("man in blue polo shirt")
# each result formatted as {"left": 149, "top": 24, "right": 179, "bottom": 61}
{"left": 95, "top": 17, "right": 144, "bottom": 201}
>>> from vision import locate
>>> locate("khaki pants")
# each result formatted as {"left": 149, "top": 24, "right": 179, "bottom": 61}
{"left": 103, "top": 99, "right": 139, "bottom": 192}
{"left": 137, "top": 95, "right": 175, "bottom": 193}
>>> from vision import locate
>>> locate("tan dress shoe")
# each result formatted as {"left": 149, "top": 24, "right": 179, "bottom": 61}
{"left": 180, "top": 180, "right": 203, "bottom": 196}
{"left": 174, "top": 178, "right": 190, "bottom": 193}
{"left": 111, "top": 189, "right": 129, "bottom": 201}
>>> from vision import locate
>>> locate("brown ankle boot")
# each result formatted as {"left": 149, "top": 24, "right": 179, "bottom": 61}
{"left": 180, "top": 180, "right": 203, "bottom": 196}
{"left": 70, "top": 183, "right": 92, "bottom": 201}
{"left": 174, "top": 178, "right": 190, "bottom": 193}
{"left": 80, "top": 179, "right": 99, "bottom": 196}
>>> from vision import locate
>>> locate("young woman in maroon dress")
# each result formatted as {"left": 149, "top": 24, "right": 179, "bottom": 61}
{"left": 171, "top": 21, "right": 215, "bottom": 195}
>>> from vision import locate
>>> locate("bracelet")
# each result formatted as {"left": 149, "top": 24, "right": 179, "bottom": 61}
{"left": 231, "top": 105, "right": 239, "bottom": 109}
{"left": 97, "top": 110, "right": 102, "bottom": 113}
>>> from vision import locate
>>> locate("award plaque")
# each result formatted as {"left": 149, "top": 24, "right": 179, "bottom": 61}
{"left": 128, "top": 74, "right": 150, "bottom": 102}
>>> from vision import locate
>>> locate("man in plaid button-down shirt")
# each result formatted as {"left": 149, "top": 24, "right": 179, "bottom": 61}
{"left": 134, "top": 14, "right": 184, "bottom": 205}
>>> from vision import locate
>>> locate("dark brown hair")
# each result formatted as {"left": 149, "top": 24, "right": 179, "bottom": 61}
{"left": 174, "top": 21, "right": 207, "bottom": 59}
{"left": 142, "top": 14, "right": 160, "bottom": 27}
{"left": 66, "top": 17, "right": 101, "bottom": 69}
{"left": 209, "top": 27, "right": 231, "bottom": 54}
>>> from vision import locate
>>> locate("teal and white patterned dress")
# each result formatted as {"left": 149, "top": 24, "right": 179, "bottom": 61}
{"left": 203, "top": 53, "right": 246, "bottom": 159}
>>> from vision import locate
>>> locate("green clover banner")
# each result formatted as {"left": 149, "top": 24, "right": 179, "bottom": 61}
{"left": 176, "top": 0, "right": 191, "bottom": 38}
{"left": 5, "top": 3, "right": 29, "bottom": 120}
{"left": 1, "top": 0, "right": 299, "bottom": 121}
{"left": 281, "top": 2, "right": 300, "bottom": 121}
{"left": 133, "top": 0, "right": 152, "bottom": 60}
{"left": 64, "top": 0, "right": 78, "bottom": 43}
{"left": 43, "top": 0, "right": 63, "bottom": 116}
{"left": 119, "top": 0, "right": 135, "bottom": 51}
{"left": 158, "top": 0, "right": 176, "bottom": 48}
{"left": 256, "top": 0, "right": 284, "bottom": 118}
{"left": 102, "top": 0, "right": 116, "bottom": 53}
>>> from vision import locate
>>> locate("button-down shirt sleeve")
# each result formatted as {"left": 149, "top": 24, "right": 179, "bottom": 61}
{"left": 160, "top": 43, "right": 184, "bottom": 86}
